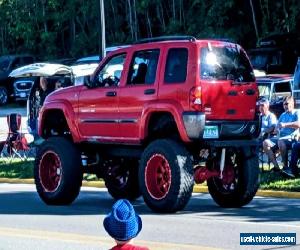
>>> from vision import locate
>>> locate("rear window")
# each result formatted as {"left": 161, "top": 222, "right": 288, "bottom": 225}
{"left": 274, "top": 81, "right": 291, "bottom": 92}
{"left": 249, "top": 51, "right": 281, "bottom": 69}
{"left": 164, "top": 48, "right": 188, "bottom": 83}
{"left": 200, "top": 46, "right": 255, "bottom": 82}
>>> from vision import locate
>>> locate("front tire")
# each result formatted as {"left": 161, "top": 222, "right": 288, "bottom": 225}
{"left": 139, "top": 139, "right": 194, "bottom": 213}
{"left": 207, "top": 147, "right": 259, "bottom": 208}
{"left": 34, "top": 137, "right": 83, "bottom": 205}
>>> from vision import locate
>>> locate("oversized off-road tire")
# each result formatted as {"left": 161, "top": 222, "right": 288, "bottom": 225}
{"left": 104, "top": 159, "right": 141, "bottom": 201}
{"left": 34, "top": 137, "right": 83, "bottom": 205}
{"left": 207, "top": 146, "right": 259, "bottom": 208}
{"left": 139, "top": 139, "right": 194, "bottom": 213}
{"left": 0, "top": 87, "right": 8, "bottom": 105}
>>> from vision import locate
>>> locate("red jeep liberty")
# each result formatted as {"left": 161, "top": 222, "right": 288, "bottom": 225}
{"left": 35, "top": 36, "right": 260, "bottom": 213}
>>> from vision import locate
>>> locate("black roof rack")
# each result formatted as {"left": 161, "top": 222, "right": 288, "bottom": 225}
{"left": 135, "top": 36, "right": 197, "bottom": 44}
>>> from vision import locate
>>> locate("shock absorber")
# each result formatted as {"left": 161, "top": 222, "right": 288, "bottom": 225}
{"left": 219, "top": 148, "right": 226, "bottom": 179}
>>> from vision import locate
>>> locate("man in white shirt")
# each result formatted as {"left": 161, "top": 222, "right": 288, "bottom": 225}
{"left": 259, "top": 98, "right": 277, "bottom": 139}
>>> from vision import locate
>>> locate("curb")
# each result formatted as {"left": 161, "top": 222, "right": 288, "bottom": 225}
{"left": 1, "top": 178, "right": 300, "bottom": 199}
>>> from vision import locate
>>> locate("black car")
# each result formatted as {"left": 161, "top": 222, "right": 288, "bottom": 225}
{"left": 257, "top": 74, "right": 293, "bottom": 117}
{"left": 248, "top": 33, "right": 300, "bottom": 74}
{"left": 0, "top": 54, "right": 35, "bottom": 105}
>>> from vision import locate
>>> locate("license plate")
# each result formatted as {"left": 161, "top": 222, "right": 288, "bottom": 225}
{"left": 20, "top": 92, "right": 26, "bottom": 98}
{"left": 203, "top": 125, "right": 219, "bottom": 139}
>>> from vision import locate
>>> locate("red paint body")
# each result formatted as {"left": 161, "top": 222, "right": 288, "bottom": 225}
{"left": 39, "top": 39, "right": 258, "bottom": 144}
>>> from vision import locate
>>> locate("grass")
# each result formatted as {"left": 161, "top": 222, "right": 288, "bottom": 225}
{"left": 0, "top": 158, "right": 97, "bottom": 181}
{"left": 0, "top": 159, "right": 299, "bottom": 192}
{"left": 260, "top": 171, "right": 300, "bottom": 192}
{"left": 0, "top": 159, "right": 34, "bottom": 178}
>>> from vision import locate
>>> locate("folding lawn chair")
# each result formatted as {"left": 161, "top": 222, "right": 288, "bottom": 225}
{"left": 0, "top": 113, "right": 35, "bottom": 162}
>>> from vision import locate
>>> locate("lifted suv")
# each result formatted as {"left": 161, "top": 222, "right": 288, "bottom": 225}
{"left": 35, "top": 36, "right": 260, "bottom": 213}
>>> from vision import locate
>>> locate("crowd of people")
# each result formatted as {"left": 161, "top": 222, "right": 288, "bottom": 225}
{"left": 259, "top": 95, "right": 300, "bottom": 178}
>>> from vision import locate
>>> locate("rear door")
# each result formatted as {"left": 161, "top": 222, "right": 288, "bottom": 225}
{"left": 200, "top": 44, "right": 257, "bottom": 120}
{"left": 118, "top": 47, "right": 161, "bottom": 142}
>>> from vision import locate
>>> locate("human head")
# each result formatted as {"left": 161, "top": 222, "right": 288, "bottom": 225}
{"left": 103, "top": 199, "right": 142, "bottom": 242}
{"left": 283, "top": 95, "right": 295, "bottom": 112}
{"left": 40, "top": 77, "right": 48, "bottom": 91}
{"left": 258, "top": 98, "right": 270, "bottom": 115}
{"left": 55, "top": 79, "right": 63, "bottom": 89}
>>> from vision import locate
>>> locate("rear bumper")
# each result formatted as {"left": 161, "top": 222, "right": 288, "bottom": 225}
{"left": 182, "top": 112, "right": 260, "bottom": 140}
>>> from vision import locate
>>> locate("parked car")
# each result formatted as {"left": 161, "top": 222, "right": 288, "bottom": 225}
{"left": 248, "top": 33, "right": 300, "bottom": 74}
{"left": 13, "top": 77, "right": 36, "bottom": 103}
{"left": 72, "top": 55, "right": 100, "bottom": 66}
{"left": 0, "top": 54, "right": 35, "bottom": 105}
{"left": 9, "top": 63, "right": 74, "bottom": 135}
{"left": 11, "top": 58, "right": 76, "bottom": 104}
{"left": 256, "top": 74, "right": 293, "bottom": 117}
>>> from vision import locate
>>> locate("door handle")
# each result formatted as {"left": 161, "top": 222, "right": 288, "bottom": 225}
{"left": 106, "top": 91, "right": 117, "bottom": 97}
{"left": 144, "top": 89, "right": 155, "bottom": 95}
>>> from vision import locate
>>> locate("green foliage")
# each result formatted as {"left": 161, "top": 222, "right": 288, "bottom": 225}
{"left": 260, "top": 172, "right": 300, "bottom": 192}
{"left": 0, "top": 0, "right": 299, "bottom": 59}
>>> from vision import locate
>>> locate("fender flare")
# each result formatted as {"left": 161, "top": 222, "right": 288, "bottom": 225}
{"left": 140, "top": 101, "right": 191, "bottom": 142}
{"left": 38, "top": 100, "right": 81, "bottom": 142}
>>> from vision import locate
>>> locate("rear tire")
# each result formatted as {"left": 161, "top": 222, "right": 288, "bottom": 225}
{"left": 139, "top": 139, "right": 194, "bottom": 213}
{"left": 207, "top": 147, "right": 259, "bottom": 208}
{"left": 34, "top": 137, "right": 83, "bottom": 205}
{"left": 104, "top": 159, "right": 141, "bottom": 201}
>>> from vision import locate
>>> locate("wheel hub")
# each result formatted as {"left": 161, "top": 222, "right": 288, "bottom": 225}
{"left": 145, "top": 154, "right": 171, "bottom": 200}
{"left": 39, "top": 151, "right": 62, "bottom": 192}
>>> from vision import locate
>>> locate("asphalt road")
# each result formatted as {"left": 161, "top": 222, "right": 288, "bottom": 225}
{"left": 0, "top": 183, "right": 299, "bottom": 250}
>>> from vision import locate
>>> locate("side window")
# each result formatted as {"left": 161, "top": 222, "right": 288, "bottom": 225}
{"left": 23, "top": 57, "right": 34, "bottom": 65}
{"left": 95, "top": 53, "right": 126, "bottom": 87}
{"left": 11, "top": 58, "right": 22, "bottom": 69}
{"left": 164, "top": 48, "right": 188, "bottom": 83}
{"left": 127, "top": 49, "right": 159, "bottom": 85}
{"left": 274, "top": 82, "right": 291, "bottom": 93}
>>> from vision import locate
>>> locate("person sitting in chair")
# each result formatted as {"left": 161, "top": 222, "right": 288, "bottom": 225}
{"left": 258, "top": 98, "right": 277, "bottom": 140}
{"left": 263, "top": 96, "right": 300, "bottom": 173}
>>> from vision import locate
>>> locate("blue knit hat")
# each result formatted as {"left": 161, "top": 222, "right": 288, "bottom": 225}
{"left": 103, "top": 199, "right": 142, "bottom": 241}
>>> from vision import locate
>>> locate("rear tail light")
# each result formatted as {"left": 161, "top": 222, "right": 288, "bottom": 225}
{"left": 190, "top": 86, "right": 202, "bottom": 111}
